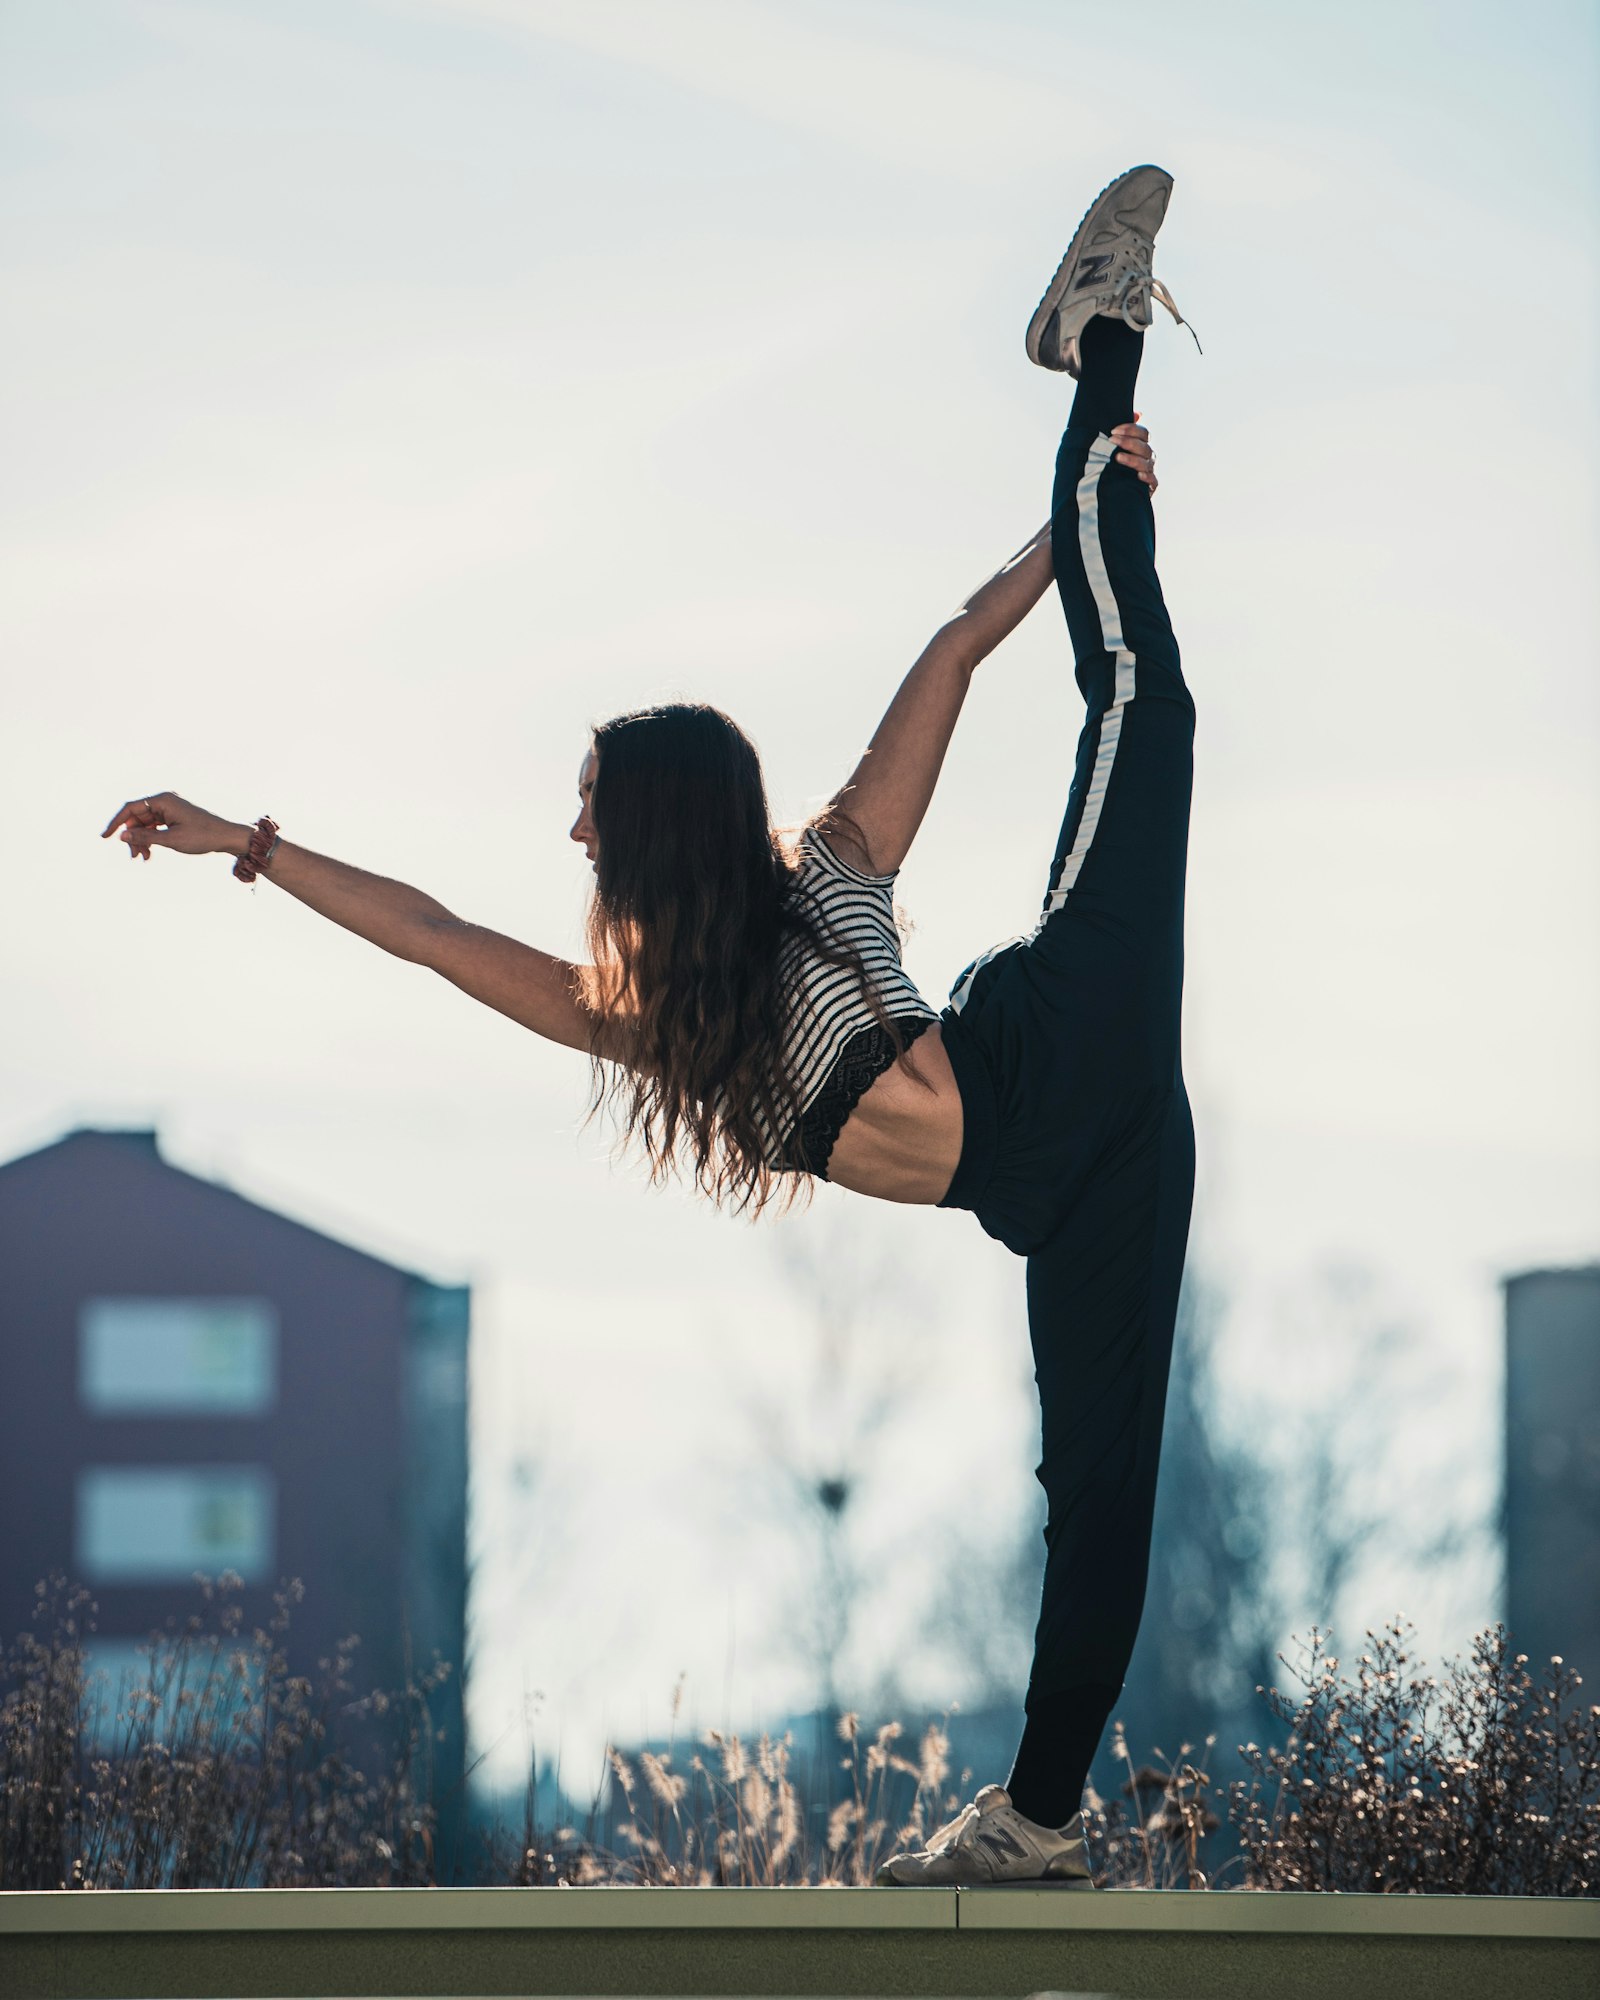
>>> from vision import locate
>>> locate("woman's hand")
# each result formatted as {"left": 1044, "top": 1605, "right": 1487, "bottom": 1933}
{"left": 1113, "top": 412, "right": 1158, "bottom": 491}
{"left": 101, "top": 791, "right": 243, "bottom": 862}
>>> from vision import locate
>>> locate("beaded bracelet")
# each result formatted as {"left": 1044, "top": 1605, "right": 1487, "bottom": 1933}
{"left": 233, "top": 816, "right": 281, "bottom": 884}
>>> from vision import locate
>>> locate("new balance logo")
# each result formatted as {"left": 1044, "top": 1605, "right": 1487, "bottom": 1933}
{"left": 976, "top": 1823, "right": 1032, "bottom": 1863}
{"left": 1074, "top": 253, "right": 1114, "bottom": 292}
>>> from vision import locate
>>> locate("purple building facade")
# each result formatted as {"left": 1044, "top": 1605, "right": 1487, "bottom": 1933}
{"left": 0, "top": 1127, "right": 469, "bottom": 1877}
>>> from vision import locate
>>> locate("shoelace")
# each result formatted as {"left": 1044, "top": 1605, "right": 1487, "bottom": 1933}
{"left": 1113, "top": 263, "right": 1203, "bottom": 355}
{"left": 925, "top": 1800, "right": 980, "bottom": 1853}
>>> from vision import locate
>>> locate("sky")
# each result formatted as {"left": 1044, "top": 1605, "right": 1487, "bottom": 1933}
{"left": 2, "top": 0, "right": 1597, "bottom": 1799}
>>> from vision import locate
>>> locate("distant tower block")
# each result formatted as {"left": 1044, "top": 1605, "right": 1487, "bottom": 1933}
{"left": 1503, "top": 1266, "right": 1600, "bottom": 1691}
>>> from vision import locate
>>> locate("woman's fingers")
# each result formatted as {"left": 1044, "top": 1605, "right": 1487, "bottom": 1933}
{"left": 105, "top": 797, "right": 175, "bottom": 859}
{"left": 102, "top": 793, "right": 169, "bottom": 839}
{"left": 1111, "top": 419, "right": 1156, "bottom": 489}
{"left": 104, "top": 790, "right": 225, "bottom": 861}
{"left": 1112, "top": 424, "right": 1153, "bottom": 476}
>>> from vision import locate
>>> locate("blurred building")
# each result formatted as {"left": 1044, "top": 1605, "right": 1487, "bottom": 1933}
{"left": 1503, "top": 1264, "right": 1600, "bottom": 1690}
{"left": 0, "top": 1126, "right": 470, "bottom": 1879}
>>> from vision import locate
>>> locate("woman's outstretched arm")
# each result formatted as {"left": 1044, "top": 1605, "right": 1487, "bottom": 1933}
{"left": 821, "top": 418, "right": 1154, "bottom": 877}
{"left": 101, "top": 791, "right": 601, "bottom": 1053}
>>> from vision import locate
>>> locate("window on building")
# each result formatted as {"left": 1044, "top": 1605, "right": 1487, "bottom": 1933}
{"left": 79, "top": 1298, "right": 277, "bottom": 1415}
{"left": 75, "top": 1467, "right": 276, "bottom": 1582}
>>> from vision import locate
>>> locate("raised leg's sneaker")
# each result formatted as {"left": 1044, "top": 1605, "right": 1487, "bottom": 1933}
{"left": 1025, "top": 164, "right": 1197, "bottom": 378}
{"left": 873, "top": 1784, "right": 1094, "bottom": 1887}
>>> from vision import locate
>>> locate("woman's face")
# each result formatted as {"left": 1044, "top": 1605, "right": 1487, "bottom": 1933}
{"left": 569, "top": 746, "right": 600, "bottom": 866}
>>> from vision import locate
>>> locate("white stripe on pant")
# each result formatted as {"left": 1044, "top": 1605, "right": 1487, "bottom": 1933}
{"left": 949, "top": 433, "right": 1135, "bottom": 1013}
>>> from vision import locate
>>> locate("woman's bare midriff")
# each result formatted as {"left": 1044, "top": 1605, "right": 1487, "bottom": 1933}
{"left": 823, "top": 1023, "right": 965, "bottom": 1206}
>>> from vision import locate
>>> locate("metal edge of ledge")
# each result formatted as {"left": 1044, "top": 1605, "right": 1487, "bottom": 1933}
{"left": 2, "top": 1886, "right": 1597, "bottom": 1940}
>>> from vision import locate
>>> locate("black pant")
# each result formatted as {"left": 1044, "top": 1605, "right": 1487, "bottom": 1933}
{"left": 937, "top": 322, "right": 1195, "bottom": 1825}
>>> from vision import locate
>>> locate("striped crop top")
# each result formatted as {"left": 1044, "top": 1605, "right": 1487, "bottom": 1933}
{"left": 760, "top": 828, "right": 941, "bottom": 1177}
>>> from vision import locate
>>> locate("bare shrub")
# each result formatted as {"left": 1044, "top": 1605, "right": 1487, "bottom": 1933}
{"left": 0, "top": 1573, "right": 451, "bottom": 1889}
{"left": 9, "top": 1579, "right": 1596, "bottom": 1893}
{"left": 1230, "top": 1620, "right": 1599, "bottom": 1894}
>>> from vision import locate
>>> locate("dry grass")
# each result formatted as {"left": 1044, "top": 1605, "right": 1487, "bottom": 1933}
{"left": 3, "top": 1577, "right": 1594, "bottom": 1892}
{"left": 1081, "top": 1726, "right": 1229, "bottom": 1889}
{"left": 483, "top": 1691, "right": 966, "bottom": 1886}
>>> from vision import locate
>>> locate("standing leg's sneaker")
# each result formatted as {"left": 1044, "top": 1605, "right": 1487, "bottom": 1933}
{"left": 1026, "top": 164, "right": 1196, "bottom": 377}
{"left": 873, "top": 1784, "right": 1094, "bottom": 1887}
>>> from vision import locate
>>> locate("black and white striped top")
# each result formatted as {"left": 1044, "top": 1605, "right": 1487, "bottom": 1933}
{"left": 759, "top": 828, "right": 940, "bottom": 1171}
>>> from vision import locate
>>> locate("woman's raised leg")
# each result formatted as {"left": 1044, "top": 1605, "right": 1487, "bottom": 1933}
{"left": 1033, "top": 312, "right": 1193, "bottom": 978}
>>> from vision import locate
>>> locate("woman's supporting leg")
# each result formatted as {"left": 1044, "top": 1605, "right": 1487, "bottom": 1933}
{"left": 1003, "top": 310, "right": 1198, "bottom": 1829}
{"left": 1005, "top": 1087, "right": 1194, "bottom": 1827}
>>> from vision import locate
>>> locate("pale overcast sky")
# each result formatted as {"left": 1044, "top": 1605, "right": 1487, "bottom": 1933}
{"left": 3, "top": 0, "right": 1596, "bottom": 1794}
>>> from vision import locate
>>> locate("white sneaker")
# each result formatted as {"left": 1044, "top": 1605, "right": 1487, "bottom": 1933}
{"left": 873, "top": 1783, "right": 1094, "bottom": 1887}
{"left": 1025, "top": 163, "right": 1195, "bottom": 378}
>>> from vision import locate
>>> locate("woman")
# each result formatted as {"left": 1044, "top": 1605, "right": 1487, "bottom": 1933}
{"left": 104, "top": 165, "right": 1195, "bottom": 1888}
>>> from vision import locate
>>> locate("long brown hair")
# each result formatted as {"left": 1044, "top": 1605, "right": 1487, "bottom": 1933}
{"left": 581, "top": 701, "right": 910, "bottom": 1215}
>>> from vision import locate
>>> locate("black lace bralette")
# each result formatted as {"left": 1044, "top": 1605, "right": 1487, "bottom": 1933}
{"left": 778, "top": 1015, "right": 934, "bottom": 1179}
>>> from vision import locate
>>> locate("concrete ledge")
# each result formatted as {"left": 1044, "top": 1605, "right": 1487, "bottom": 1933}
{"left": 2, "top": 1886, "right": 1596, "bottom": 2000}
{"left": 3, "top": 1885, "right": 1596, "bottom": 1936}
{"left": 956, "top": 1886, "right": 1599, "bottom": 1936}
{"left": 0, "top": 1886, "right": 958, "bottom": 1933}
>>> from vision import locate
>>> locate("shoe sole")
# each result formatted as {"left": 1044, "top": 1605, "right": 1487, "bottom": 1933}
{"left": 1024, "top": 163, "right": 1174, "bottom": 371}
{"left": 959, "top": 1875, "right": 1096, "bottom": 1890}
{"left": 873, "top": 1873, "right": 1096, "bottom": 1889}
